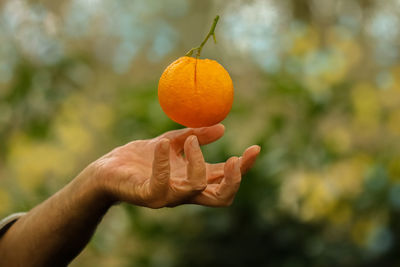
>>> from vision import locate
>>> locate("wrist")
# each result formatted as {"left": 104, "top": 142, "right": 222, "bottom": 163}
{"left": 73, "top": 164, "right": 117, "bottom": 211}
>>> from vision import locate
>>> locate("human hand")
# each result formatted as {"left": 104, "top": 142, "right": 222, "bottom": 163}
{"left": 89, "top": 124, "right": 260, "bottom": 208}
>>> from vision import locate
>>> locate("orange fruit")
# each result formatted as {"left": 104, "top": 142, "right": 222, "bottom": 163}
{"left": 158, "top": 56, "right": 234, "bottom": 128}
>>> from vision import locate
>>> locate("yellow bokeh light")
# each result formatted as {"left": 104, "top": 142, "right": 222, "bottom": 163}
{"left": 351, "top": 82, "right": 380, "bottom": 129}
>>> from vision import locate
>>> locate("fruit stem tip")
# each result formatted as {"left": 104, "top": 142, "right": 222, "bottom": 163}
{"left": 185, "top": 15, "right": 220, "bottom": 58}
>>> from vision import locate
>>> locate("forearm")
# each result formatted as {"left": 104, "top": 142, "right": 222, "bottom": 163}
{"left": 0, "top": 167, "right": 114, "bottom": 267}
{"left": 0, "top": 125, "right": 260, "bottom": 266}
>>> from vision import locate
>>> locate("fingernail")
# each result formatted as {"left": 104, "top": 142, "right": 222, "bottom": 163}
{"left": 161, "top": 139, "right": 169, "bottom": 150}
{"left": 231, "top": 156, "right": 239, "bottom": 165}
{"left": 191, "top": 136, "right": 198, "bottom": 147}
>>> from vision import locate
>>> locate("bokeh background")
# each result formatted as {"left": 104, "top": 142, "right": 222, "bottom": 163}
{"left": 1, "top": 0, "right": 400, "bottom": 266}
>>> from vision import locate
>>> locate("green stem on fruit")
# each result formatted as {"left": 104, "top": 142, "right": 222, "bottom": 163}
{"left": 185, "top": 15, "right": 220, "bottom": 58}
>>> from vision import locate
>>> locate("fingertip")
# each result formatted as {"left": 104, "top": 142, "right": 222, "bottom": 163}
{"left": 191, "top": 135, "right": 199, "bottom": 147}
{"left": 155, "top": 139, "right": 170, "bottom": 157}
{"left": 243, "top": 145, "right": 261, "bottom": 158}
{"left": 196, "top": 123, "right": 225, "bottom": 135}
{"left": 216, "top": 123, "right": 225, "bottom": 135}
{"left": 233, "top": 156, "right": 240, "bottom": 171}
{"left": 183, "top": 135, "right": 192, "bottom": 146}
{"left": 216, "top": 123, "right": 225, "bottom": 132}
{"left": 184, "top": 135, "right": 199, "bottom": 157}
{"left": 184, "top": 135, "right": 197, "bottom": 147}
{"left": 240, "top": 146, "right": 261, "bottom": 174}
{"left": 238, "top": 156, "right": 243, "bottom": 168}
{"left": 159, "top": 138, "right": 170, "bottom": 150}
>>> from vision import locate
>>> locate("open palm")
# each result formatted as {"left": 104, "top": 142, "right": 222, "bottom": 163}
{"left": 95, "top": 124, "right": 260, "bottom": 208}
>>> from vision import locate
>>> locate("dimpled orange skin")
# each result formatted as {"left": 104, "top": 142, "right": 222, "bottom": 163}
{"left": 158, "top": 56, "right": 234, "bottom": 128}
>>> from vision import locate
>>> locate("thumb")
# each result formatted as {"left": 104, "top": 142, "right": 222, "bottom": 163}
{"left": 150, "top": 138, "right": 171, "bottom": 196}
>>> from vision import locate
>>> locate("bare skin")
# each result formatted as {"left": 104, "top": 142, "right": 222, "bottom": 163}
{"left": 0, "top": 124, "right": 260, "bottom": 267}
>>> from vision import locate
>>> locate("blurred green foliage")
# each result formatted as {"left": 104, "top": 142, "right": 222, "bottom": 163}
{"left": 1, "top": 0, "right": 400, "bottom": 266}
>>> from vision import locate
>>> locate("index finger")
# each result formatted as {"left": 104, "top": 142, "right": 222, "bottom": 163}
{"left": 161, "top": 123, "right": 225, "bottom": 153}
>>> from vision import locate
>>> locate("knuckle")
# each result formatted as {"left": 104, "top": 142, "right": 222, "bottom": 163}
{"left": 169, "top": 184, "right": 180, "bottom": 194}
{"left": 157, "top": 158, "right": 170, "bottom": 167}
{"left": 215, "top": 189, "right": 223, "bottom": 199}
{"left": 215, "top": 190, "right": 235, "bottom": 206}
{"left": 156, "top": 170, "right": 169, "bottom": 180}
{"left": 173, "top": 180, "right": 206, "bottom": 195}
{"left": 193, "top": 184, "right": 207, "bottom": 192}
{"left": 191, "top": 182, "right": 207, "bottom": 192}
